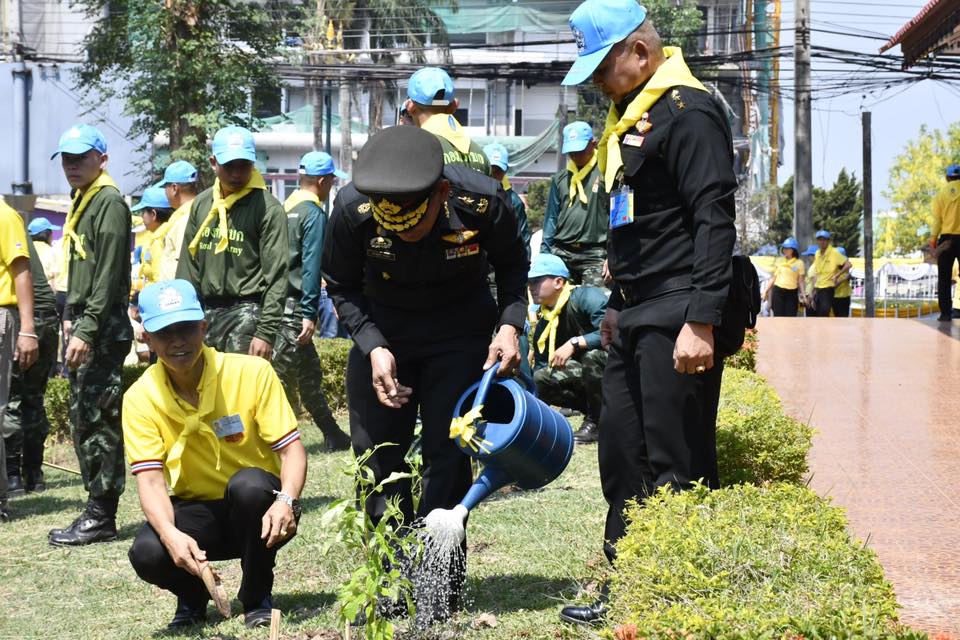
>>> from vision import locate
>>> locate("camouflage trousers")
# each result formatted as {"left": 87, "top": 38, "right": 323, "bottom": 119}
{"left": 69, "top": 338, "right": 130, "bottom": 499}
{"left": 551, "top": 246, "right": 607, "bottom": 288}
{"left": 534, "top": 348, "right": 607, "bottom": 420}
{"left": 205, "top": 302, "right": 260, "bottom": 354}
{"left": 3, "top": 313, "right": 59, "bottom": 475}
{"left": 272, "top": 308, "right": 335, "bottom": 427}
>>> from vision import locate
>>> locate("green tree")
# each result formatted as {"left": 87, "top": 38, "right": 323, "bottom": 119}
{"left": 766, "top": 171, "right": 863, "bottom": 256}
{"left": 877, "top": 123, "right": 960, "bottom": 256}
{"left": 524, "top": 179, "right": 551, "bottom": 232}
{"left": 73, "top": 0, "right": 289, "bottom": 182}
{"left": 758, "top": 177, "right": 795, "bottom": 250}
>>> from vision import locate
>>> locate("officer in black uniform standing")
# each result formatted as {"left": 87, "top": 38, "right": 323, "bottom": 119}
{"left": 557, "top": 0, "right": 737, "bottom": 625}
{"left": 321, "top": 126, "right": 528, "bottom": 621}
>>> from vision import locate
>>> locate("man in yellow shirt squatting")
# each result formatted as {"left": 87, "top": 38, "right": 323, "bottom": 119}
{"left": 123, "top": 280, "right": 307, "bottom": 630}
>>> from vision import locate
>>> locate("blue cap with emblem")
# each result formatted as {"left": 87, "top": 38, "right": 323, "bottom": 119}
{"left": 815, "top": 229, "right": 831, "bottom": 240}
{"left": 562, "top": 0, "right": 648, "bottom": 86}
{"left": 139, "top": 279, "right": 206, "bottom": 332}
{"left": 947, "top": 164, "right": 960, "bottom": 179}
{"left": 27, "top": 217, "right": 61, "bottom": 235}
{"left": 483, "top": 143, "right": 510, "bottom": 172}
{"left": 51, "top": 124, "right": 108, "bottom": 160}
{"left": 529, "top": 253, "right": 571, "bottom": 280}
{"left": 131, "top": 186, "right": 172, "bottom": 212}
{"left": 299, "top": 151, "right": 349, "bottom": 179}
{"left": 780, "top": 237, "right": 799, "bottom": 251}
{"left": 562, "top": 121, "right": 595, "bottom": 154}
{"left": 407, "top": 67, "right": 455, "bottom": 106}
{"left": 157, "top": 160, "right": 198, "bottom": 186}
{"left": 211, "top": 126, "right": 256, "bottom": 164}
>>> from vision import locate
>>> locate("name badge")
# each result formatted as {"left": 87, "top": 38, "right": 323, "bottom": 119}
{"left": 609, "top": 187, "right": 634, "bottom": 229}
{"left": 213, "top": 414, "right": 244, "bottom": 442}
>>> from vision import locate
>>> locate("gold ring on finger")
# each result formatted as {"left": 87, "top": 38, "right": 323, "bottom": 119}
{"left": 695, "top": 365, "right": 706, "bottom": 373}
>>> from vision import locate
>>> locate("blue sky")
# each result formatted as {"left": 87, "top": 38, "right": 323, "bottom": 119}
{"left": 776, "top": 0, "right": 956, "bottom": 212}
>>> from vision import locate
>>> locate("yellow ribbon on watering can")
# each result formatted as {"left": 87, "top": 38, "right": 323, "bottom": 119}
{"left": 449, "top": 404, "right": 492, "bottom": 454}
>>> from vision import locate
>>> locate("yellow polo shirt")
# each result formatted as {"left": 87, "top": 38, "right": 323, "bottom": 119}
{"left": 810, "top": 246, "right": 847, "bottom": 289}
{"left": 772, "top": 257, "right": 805, "bottom": 290}
{"left": 34, "top": 240, "right": 57, "bottom": 288}
{"left": 931, "top": 182, "right": 960, "bottom": 240}
{"left": 0, "top": 201, "right": 30, "bottom": 306}
{"left": 159, "top": 202, "right": 192, "bottom": 281}
{"left": 122, "top": 345, "right": 300, "bottom": 501}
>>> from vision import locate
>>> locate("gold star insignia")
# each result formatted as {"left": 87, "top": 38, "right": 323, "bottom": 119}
{"left": 476, "top": 198, "right": 489, "bottom": 215}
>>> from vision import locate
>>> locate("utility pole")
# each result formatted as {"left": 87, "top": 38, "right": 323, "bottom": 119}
{"left": 10, "top": 0, "right": 32, "bottom": 196}
{"left": 793, "top": 0, "right": 812, "bottom": 248}
{"left": 862, "top": 111, "right": 875, "bottom": 318}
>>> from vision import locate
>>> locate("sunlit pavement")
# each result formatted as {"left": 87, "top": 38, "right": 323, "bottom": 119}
{"left": 757, "top": 316, "right": 960, "bottom": 637}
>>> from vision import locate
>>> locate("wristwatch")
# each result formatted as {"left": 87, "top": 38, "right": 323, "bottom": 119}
{"left": 272, "top": 490, "right": 302, "bottom": 519}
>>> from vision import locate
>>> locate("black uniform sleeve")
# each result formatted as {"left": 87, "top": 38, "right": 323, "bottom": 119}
{"left": 664, "top": 108, "right": 737, "bottom": 326}
{"left": 484, "top": 189, "right": 530, "bottom": 331}
{"left": 321, "top": 194, "right": 388, "bottom": 357}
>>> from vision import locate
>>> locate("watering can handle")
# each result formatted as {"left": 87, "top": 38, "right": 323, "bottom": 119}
{"left": 473, "top": 365, "right": 538, "bottom": 411}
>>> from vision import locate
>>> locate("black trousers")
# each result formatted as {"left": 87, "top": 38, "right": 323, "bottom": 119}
{"left": 128, "top": 468, "right": 287, "bottom": 609}
{"left": 598, "top": 303, "right": 723, "bottom": 562}
{"left": 812, "top": 287, "right": 835, "bottom": 317}
{"left": 831, "top": 296, "right": 851, "bottom": 318}
{"left": 770, "top": 286, "right": 799, "bottom": 317}
{"left": 937, "top": 235, "right": 960, "bottom": 317}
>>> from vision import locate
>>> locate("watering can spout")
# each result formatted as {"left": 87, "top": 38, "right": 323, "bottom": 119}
{"left": 458, "top": 466, "right": 511, "bottom": 511}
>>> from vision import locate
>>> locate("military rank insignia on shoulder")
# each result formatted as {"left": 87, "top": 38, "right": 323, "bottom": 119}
{"left": 356, "top": 202, "right": 372, "bottom": 216}
{"left": 671, "top": 89, "right": 686, "bottom": 110}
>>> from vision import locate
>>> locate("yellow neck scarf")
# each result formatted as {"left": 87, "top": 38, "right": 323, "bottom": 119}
{"left": 283, "top": 188, "right": 321, "bottom": 213}
{"left": 567, "top": 152, "right": 597, "bottom": 205}
{"left": 147, "top": 346, "right": 222, "bottom": 491}
{"left": 150, "top": 204, "right": 189, "bottom": 244}
{"left": 63, "top": 172, "right": 119, "bottom": 261}
{"left": 188, "top": 170, "right": 266, "bottom": 256}
{"left": 420, "top": 113, "right": 472, "bottom": 154}
{"left": 598, "top": 47, "right": 706, "bottom": 191}
{"left": 537, "top": 283, "right": 577, "bottom": 363}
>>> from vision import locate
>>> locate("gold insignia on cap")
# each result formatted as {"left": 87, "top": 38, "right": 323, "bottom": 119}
{"left": 370, "top": 196, "right": 430, "bottom": 232}
{"left": 476, "top": 198, "right": 489, "bottom": 215}
{"left": 370, "top": 236, "right": 393, "bottom": 249}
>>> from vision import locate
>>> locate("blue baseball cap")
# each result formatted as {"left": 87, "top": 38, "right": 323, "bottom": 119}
{"left": 157, "top": 160, "right": 198, "bottom": 186}
{"left": 51, "top": 124, "right": 107, "bottom": 160}
{"left": 139, "top": 279, "right": 206, "bottom": 332}
{"left": 407, "top": 67, "right": 455, "bottom": 106}
{"left": 947, "top": 164, "right": 960, "bottom": 178}
{"left": 483, "top": 143, "right": 509, "bottom": 172}
{"left": 299, "top": 151, "right": 349, "bottom": 179}
{"left": 801, "top": 244, "right": 818, "bottom": 256}
{"left": 562, "top": 0, "right": 648, "bottom": 86}
{"left": 131, "top": 186, "right": 172, "bottom": 212}
{"left": 837, "top": 247, "right": 847, "bottom": 257}
{"left": 211, "top": 126, "right": 256, "bottom": 164}
{"left": 780, "top": 237, "right": 799, "bottom": 251}
{"left": 27, "top": 217, "right": 61, "bottom": 235}
{"left": 529, "top": 253, "right": 571, "bottom": 280}
{"left": 562, "top": 121, "right": 595, "bottom": 154}
{"left": 815, "top": 229, "right": 831, "bottom": 240}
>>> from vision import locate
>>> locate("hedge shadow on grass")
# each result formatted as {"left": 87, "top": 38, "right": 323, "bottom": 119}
{"left": 466, "top": 574, "right": 575, "bottom": 613}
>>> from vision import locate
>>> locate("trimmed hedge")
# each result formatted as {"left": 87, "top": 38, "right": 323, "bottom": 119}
{"left": 716, "top": 367, "right": 813, "bottom": 486}
{"left": 314, "top": 337, "right": 351, "bottom": 412}
{"left": 608, "top": 483, "right": 922, "bottom": 639}
{"left": 724, "top": 328, "right": 758, "bottom": 372}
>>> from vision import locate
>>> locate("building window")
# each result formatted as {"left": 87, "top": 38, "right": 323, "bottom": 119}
{"left": 514, "top": 109, "right": 523, "bottom": 136}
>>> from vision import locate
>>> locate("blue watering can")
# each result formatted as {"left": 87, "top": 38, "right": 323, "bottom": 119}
{"left": 450, "top": 365, "right": 575, "bottom": 510}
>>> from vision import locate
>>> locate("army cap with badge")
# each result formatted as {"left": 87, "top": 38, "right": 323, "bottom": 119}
{"left": 483, "top": 143, "right": 510, "bottom": 173}
{"left": 211, "top": 126, "right": 257, "bottom": 164}
{"left": 353, "top": 126, "right": 444, "bottom": 233}
{"left": 50, "top": 124, "right": 108, "bottom": 159}
{"left": 132, "top": 186, "right": 172, "bottom": 212}
{"left": 407, "top": 67, "right": 456, "bottom": 106}
{"left": 139, "top": 279, "right": 206, "bottom": 333}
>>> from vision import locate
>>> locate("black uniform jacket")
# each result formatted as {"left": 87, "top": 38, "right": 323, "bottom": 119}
{"left": 607, "top": 84, "right": 737, "bottom": 331}
{"left": 322, "top": 164, "right": 529, "bottom": 356}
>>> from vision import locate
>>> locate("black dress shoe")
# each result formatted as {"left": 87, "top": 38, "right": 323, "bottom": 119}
{"left": 244, "top": 596, "right": 274, "bottom": 628}
{"left": 559, "top": 596, "right": 607, "bottom": 625}
{"left": 168, "top": 599, "right": 208, "bottom": 628}
{"left": 319, "top": 417, "right": 351, "bottom": 452}
{"left": 0, "top": 498, "right": 9, "bottom": 522}
{"left": 573, "top": 419, "right": 599, "bottom": 444}
{"left": 938, "top": 314, "right": 952, "bottom": 322}
{"left": 48, "top": 498, "right": 118, "bottom": 546}
{"left": 6, "top": 475, "right": 25, "bottom": 498}
{"left": 24, "top": 468, "right": 46, "bottom": 493}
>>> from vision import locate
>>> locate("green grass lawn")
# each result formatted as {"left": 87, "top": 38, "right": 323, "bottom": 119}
{"left": 0, "top": 417, "right": 606, "bottom": 639}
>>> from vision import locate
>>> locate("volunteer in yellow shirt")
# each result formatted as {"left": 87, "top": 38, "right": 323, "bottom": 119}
{"left": 26, "top": 217, "right": 60, "bottom": 288}
{"left": 832, "top": 247, "right": 852, "bottom": 317}
{"left": 762, "top": 237, "right": 805, "bottom": 317}
{"left": 0, "top": 199, "right": 39, "bottom": 519}
{"left": 930, "top": 164, "right": 960, "bottom": 321}
{"left": 157, "top": 160, "right": 199, "bottom": 281}
{"left": 123, "top": 280, "right": 306, "bottom": 630}
{"left": 804, "top": 230, "right": 851, "bottom": 318}
{"left": 132, "top": 186, "right": 174, "bottom": 286}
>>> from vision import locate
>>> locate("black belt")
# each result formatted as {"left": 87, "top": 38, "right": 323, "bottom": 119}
{"left": 619, "top": 273, "right": 692, "bottom": 308}
{"left": 67, "top": 304, "right": 85, "bottom": 316}
{"left": 203, "top": 295, "right": 261, "bottom": 309}
{"left": 36, "top": 309, "right": 60, "bottom": 321}
{"left": 555, "top": 241, "right": 605, "bottom": 252}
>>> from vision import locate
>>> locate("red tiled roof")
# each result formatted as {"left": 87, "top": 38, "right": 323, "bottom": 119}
{"left": 880, "top": 0, "right": 947, "bottom": 53}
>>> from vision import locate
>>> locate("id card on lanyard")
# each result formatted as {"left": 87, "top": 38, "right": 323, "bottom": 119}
{"left": 609, "top": 187, "right": 634, "bottom": 229}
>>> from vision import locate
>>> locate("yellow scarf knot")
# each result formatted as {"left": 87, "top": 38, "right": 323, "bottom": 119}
{"left": 450, "top": 404, "right": 492, "bottom": 454}
{"left": 188, "top": 170, "right": 267, "bottom": 257}
{"left": 63, "top": 172, "right": 119, "bottom": 262}
{"left": 536, "top": 283, "right": 577, "bottom": 364}
{"left": 597, "top": 47, "right": 706, "bottom": 191}
{"left": 567, "top": 152, "right": 598, "bottom": 205}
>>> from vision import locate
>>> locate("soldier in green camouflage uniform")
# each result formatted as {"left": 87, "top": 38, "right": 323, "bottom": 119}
{"left": 3, "top": 236, "right": 59, "bottom": 494}
{"left": 273, "top": 152, "right": 350, "bottom": 450}
{"left": 529, "top": 253, "right": 608, "bottom": 443}
{"left": 541, "top": 121, "right": 609, "bottom": 288}
{"left": 48, "top": 124, "right": 133, "bottom": 546}
{"left": 176, "top": 127, "right": 287, "bottom": 359}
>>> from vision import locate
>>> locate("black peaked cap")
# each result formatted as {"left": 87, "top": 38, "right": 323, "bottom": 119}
{"left": 353, "top": 126, "right": 444, "bottom": 199}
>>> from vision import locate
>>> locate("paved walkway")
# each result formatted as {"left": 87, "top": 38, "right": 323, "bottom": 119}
{"left": 757, "top": 317, "right": 960, "bottom": 637}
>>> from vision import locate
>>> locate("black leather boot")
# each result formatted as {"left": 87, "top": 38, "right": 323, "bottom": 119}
{"left": 6, "top": 448, "right": 23, "bottom": 497}
{"left": 573, "top": 418, "right": 599, "bottom": 444}
{"left": 559, "top": 583, "right": 608, "bottom": 625}
{"left": 23, "top": 467, "right": 45, "bottom": 493}
{"left": 243, "top": 595, "right": 274, "bottom": 628}
{"left": 0, "top": 497, "right": 9, "bottom": 522}
{"left": 5, "top": 475, "right": 25, "bottom": 498}
{"left": 168, "top": 598, "right": 208, "bottom": 629}
{"left": 318, "top": 415, "right": 351, "bottom": 451}
{"left": 48, "top": 496, "right": 119, "bottom": 546}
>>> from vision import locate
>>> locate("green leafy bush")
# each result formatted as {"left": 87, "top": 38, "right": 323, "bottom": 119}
{"left": 716, "top": 367, "right": 813, "bottom": 486}
{"left": 607, "top": 483, "right": 922, "bottom": 639}
{"left": 724, "top": 328, "right": 757, "bottom": 372}
{"left": 523, "top": 179, "right": 550, "bottom": 231}
{"left": 122, "top": 364, "right": 147, "bottom": 391}
{"left": 45, "top": 377, "right": 71, "bottom": 441}
{"left": 315, "top": 337, "right": 351, "bottom": 412}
